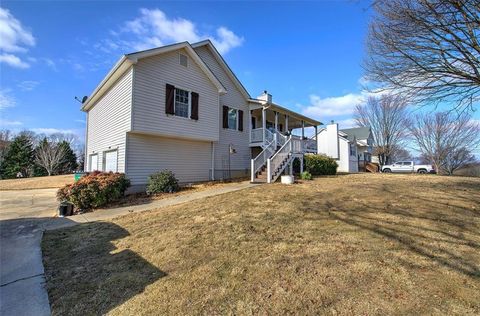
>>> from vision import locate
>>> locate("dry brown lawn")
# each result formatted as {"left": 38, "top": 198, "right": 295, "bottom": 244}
{"left": 0, "top": 174, "right": 74, "bottom": 190}
{"left": 42, "top": 174, "right": 480, "bottom": 315}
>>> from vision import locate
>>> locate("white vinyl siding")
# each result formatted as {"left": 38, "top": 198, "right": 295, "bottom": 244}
{"left": 103, "top": 150, "right": 118, "bottom": 172}
{"left": 126, "top": 133, "right": 211, "bottom": 186}
{"left": 85, "top": 68, "right": 132, "bottom": 173}
{"left": 132, "top": 48, "right": 219, "bottom": 141}
{"left": 193, "top": 46, "right": 251, "bottom": 176}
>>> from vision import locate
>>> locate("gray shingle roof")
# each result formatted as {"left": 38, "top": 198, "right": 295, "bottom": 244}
{"left": 339, "top": 126, "right": 371, "bottom": 142}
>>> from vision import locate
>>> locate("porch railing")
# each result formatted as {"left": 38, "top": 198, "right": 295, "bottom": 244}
{"left": 251, "top": 138, "right": 276, "bottom": 182}
{"left": 250, "top": 128, "right": 264, "bottom": 143}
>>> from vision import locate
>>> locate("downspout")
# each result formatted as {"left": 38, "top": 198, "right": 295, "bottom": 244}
{"left": 211, "top": 142, "right": 215, "bottom": 180}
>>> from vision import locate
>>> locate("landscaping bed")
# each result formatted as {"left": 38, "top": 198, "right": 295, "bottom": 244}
{"left": 42, "top": 173, "right": 480, "bottom": 315}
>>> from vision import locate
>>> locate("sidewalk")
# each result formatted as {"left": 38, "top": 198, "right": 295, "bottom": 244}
{"left": 44, "top": 180, "right": 258, "bottom": 231}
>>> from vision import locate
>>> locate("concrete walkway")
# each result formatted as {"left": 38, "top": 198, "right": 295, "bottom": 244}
{"left": 0, "top": 181, "right": 258, "bottom": 315}
{"left": 44, "top": 181, "right": 257, "bottom": 230}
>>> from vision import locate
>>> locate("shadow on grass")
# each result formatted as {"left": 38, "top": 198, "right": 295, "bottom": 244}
{"left": 42, "top": 221, "right": 166, "bottom": 315}
{"left": 298, "top": 180, "right": 480, "bottom": 279}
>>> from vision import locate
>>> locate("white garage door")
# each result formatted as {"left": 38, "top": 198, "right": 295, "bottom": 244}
{"left": 89, "top": 154, "right": 98, "bottom": 171}
{"left": 104, "top": 150, "right": 118, "bottom": 172}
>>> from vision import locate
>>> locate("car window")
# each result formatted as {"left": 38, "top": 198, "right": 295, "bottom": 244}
{"left": 404, "top": 162, "right": 412, "bottom": 166}
{"left": 396, "top": 162, "right": 403, "bottom": 165}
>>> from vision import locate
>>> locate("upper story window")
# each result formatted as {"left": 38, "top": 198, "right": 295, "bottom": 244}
{"left": 228, "top": 108, "right": 238, "bottom": 130}
{"left": 179, "top": 54, "right": 188, "bottom": 67}
{"left": 175, "top": 88, "right": 190, "bottom": 118}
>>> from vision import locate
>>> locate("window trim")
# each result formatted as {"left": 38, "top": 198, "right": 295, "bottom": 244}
{"left": 102, "top": 149, "right": 118, "bottom": 173}
{"left": 173, "top": 87, "right": 191, "bottom": 119}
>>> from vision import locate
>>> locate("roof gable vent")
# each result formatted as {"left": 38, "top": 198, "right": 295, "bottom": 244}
{"left": 179, "top": 53, "right": 188, "bottom": 67}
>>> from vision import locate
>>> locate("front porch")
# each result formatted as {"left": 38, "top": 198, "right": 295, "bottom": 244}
{"left": 248, "top": 94, "right": 321, "bottom": 183}
{"left": 248, "top": 101, "right": 319, "bottom": 154}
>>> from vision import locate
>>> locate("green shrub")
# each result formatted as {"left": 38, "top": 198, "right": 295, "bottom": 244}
{"left": 57, "top": 171, "right": 130, "bottom": 210}
{"left": 146, "top": 170, "right": 180, "bottom": 194}
{"left": 300, "top": 171, "right": 312, "bottom": 180}
{"left": 305, "top": 154, "right": 338, "bottom": 175}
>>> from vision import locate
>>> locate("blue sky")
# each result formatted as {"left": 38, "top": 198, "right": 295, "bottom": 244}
{"left": 1, "top": 0, "right": 478, "bottom": 143}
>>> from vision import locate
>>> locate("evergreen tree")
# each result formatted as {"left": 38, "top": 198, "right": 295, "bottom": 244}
{"left": 57, "top": 141, "right": 78, "bottom": 174}
{"left": 0, "top": 133, "right": 35, "bottom": 179}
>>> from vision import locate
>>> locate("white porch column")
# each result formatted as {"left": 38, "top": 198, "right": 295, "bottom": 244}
{"left": 301, "top": 120, "right": 305, "bottom": 152}
{"left": 248, "top": 110, "right": 252, "bottom": 143}
{"left": 262, "top": 107, "right": 266, "bottom": 143}
{"left": 289, "top": 160, "right": 293, "bottom": 175}
{"left": 274, "top": 111, "right": 278, "bottom": 131}
{"left": 314, "top": 125, "right": 318, "bottom": 153}
{"left": 300, "top": 157, "right": 304, "bottom": 173}
{"left": 285, "top": 115, "right": 289, "bottom": 133}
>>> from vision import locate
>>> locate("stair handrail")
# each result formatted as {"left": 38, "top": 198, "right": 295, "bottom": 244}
{"left": 275, "top": 130, "right": 288, "bottom": 147}
{"left": 251, "top": 138, "right": 276, "bottom": 177}
{"left": 267, "top": 136, "right": 293, "bottom": 183}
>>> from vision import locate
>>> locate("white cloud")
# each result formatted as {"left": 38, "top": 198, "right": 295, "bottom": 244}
{"left": 0, "top": 119, "right": 22, "bottom": 127}
{"left": 31, "top": 128, "right": 76, "bottom": 135}
{"left": 119, "top": 8, "right": 243, "bottom": 54}
{"left": 0, "top": 53, "right": 30, "bottom": 68}
{"left": 17, "top": 80, "right": 39, "bottom": 91}
{"left": 302, "top": 92, "right": 367, "bottom": 118}
{"left": 0, "top": 89, "right": 16, "bottom": 110}
{"left": 75, "top": 119, "right": 86, "bottom": 124}
{"left": 0, "top": 8, "right": 35, "bottom": 69}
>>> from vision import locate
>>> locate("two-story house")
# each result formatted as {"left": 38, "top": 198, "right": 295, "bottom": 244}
{"left": 82, "top": 40, "right": 320, "bottom": 192}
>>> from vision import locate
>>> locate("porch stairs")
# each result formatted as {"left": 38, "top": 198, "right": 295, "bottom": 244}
{"left": 251, "top": 130, "right": 301, "bottom": 183}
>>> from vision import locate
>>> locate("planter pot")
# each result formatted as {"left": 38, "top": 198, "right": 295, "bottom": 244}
{"left": 58, "top": 202, "right": 74, "bottom": 217}
{"left": 281, "top": 175, "right": 294, "bottom": 185}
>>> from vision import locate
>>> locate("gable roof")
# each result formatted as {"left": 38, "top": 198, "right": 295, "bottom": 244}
{"left": 81, "top": 41, "right": 227, "bottom": 111}
{"left": 340, "top": 126, "right": 371, "bottom": 142}
{"left": 191, "top": 40, "right": 251, "bottom": 100}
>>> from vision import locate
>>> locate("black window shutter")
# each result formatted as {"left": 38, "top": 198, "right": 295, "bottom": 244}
{"left": 238, "top": 110, "right": 244, "bottom": 131}
{"left": 165, "top": 84, "right": 175, "bottom": 115}
{"left": 222, "top": 105, "right": 229, "bottom": 128}
{"left": 191, "top": 92, "right": 199, "bottom": 120}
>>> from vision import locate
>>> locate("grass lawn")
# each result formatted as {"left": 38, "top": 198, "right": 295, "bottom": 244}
{"left": 42, "top": 174, "right": 480, "bottom": 315}
{"left": 0, "top": 174, "right": 74, "bottom": 190}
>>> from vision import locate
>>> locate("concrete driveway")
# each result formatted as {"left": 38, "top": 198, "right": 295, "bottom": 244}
{"left": 0, "top": 188, "right": 58, "bottom": 221}
{"left": 0, "top": 188, "right": 58, "bottom": 316}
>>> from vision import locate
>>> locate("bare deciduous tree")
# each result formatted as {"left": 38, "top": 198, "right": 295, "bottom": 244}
{"left": 0, "top": 129, "right": 13, "bottom": 165}
{"left": 35, "top": 138, "right": 67, "bottom": 176}
{"left": 355, "top": 94, "right": 410, "bottom": 165}
{"left": 408, "top": 112, "right": 480, "bottom": 175}
{"left": 365, "top": 0, "right": 480, "bottom": 112}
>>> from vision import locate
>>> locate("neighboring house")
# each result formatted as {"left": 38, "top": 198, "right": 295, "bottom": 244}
{"left": 340, "top": 126, "right": 374, "bottom": 171}
{"left": 82, "top": 40, "right": 320, "bottom": 191}
{"left": 317, "top": 122, "right": 358, "bottom": 173}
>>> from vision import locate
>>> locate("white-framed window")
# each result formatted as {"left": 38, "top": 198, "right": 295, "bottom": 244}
{"left": 228, "top": 108, "right": 238, "bottom": 130}
{"left": 89, "top": 154, "right": 98, "bottom": 172}
{"left": 179, "top": 53, "right": 188, "bottom": 67}
{"left": 103, "top": 150, "right": 118, "bottom": 172}
{"left": 175, "top": 88, "right": 190, "bottom": 118}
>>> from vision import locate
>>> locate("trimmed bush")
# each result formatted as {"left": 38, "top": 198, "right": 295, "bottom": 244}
{"left": 57, "top": 171, "right": 130, "bottom": 210}
{"left": 300, "top": 171, "right": 312, "bottom": 180}
{"left": 146, "top": 170, "right": 180, "bottom": 194}
{"left": 305, "top": 154, "right": 338, "bottom": 175}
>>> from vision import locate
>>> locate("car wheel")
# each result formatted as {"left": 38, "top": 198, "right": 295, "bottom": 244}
{"left": 383, "top": 168, "right": 391, "bottom": 173}
{"left": 418, "top": 169, "right": 427, "bottom": 174}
